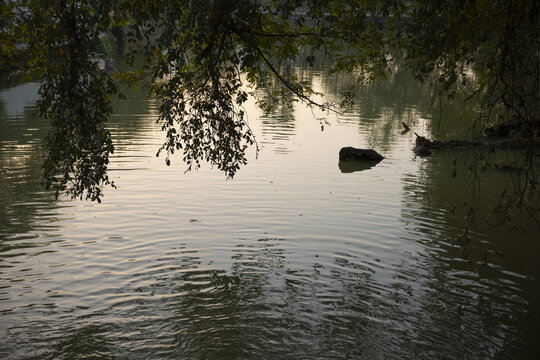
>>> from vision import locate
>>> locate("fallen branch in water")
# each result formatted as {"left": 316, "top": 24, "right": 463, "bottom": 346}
{"left": 412, "top": 133, "right": 540, "bottom": 156}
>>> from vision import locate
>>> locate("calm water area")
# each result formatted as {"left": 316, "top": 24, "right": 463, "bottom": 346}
{"left": 1, "top": 64, "right": 539, "bottom": 359}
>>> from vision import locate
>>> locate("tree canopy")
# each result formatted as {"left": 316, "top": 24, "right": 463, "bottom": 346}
{"left": 1, "top": 0, "right": 538, "bottom": 209}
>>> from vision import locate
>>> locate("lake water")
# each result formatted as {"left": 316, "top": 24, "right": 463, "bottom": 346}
{"left": 1, "top": 67, "right": 539, "bottom": 359}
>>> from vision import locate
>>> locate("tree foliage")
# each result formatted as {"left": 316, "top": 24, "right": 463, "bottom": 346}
{"left": 396, "top": 0, "right": 539, "bottom": 226}
{"left": 24, "top": 0, "right": 117, "bottom": 201}
{"left": 1, "top": 1, "right": 25, "bottom": 69}
{"left": 6, "top": 0, "right": 539, "bottom": 209}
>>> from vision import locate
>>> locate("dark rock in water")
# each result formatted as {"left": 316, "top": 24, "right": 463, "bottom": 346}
{"left": 338, "top": 148, "right": 384, "bottom": 173}
{"left": 338, "top": 159, "right": 381, "bottom": 173}
{"left": 339, "top": 147, "right": 384, "bottom": 161}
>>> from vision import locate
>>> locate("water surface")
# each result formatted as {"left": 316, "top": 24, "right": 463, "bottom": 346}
{"left": 1, "top": 68, "right": 539, "bottom": 359}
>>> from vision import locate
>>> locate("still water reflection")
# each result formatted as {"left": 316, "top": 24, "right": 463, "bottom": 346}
{"left": 0, "top": 67, "right": 539, "bottom": 359}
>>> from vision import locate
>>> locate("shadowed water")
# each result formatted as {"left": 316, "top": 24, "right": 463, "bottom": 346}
{"left": 0, "top": 67, "right": 539, "bottom": 359}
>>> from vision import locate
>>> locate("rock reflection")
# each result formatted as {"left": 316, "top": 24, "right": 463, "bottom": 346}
{"left": 338, "top": 159, "right": 382, "bottom": 173}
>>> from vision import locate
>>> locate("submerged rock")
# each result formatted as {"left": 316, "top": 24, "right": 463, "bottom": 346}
{"left": 339, "top": 147, "right": 384, "bottom": 162}
{"left": 338, "top": 160, "right": 381, "bottom": 173}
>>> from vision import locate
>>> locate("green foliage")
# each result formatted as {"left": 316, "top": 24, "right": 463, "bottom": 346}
{"left": 26, "top": 0, "right": 117, "bottom": 201}
{"left": 394, "top": 0, "right": 539, "bottom": 226}
{"left": 0, "top": 1, "right": 25, "bottom": 70}
{"left": 115, "top": 0, "right": 396, "bottom": 180}
{"left": 397, "top": 0, "right": 539, "bottom": 128}
{"left": 12, "top": 0, "right": 539, "bottom": 208}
